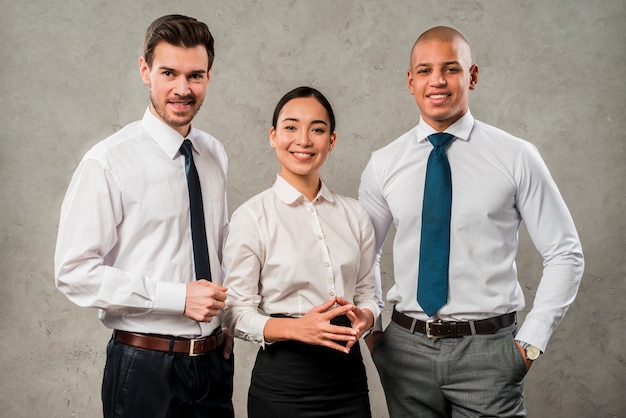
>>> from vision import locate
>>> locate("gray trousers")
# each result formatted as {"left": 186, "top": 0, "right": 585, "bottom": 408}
{"left": 372, "top": 321, "right": 527, "bottom": 417}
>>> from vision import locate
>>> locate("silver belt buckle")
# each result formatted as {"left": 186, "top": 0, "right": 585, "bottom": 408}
{"left": 425, "top": 319, "right": 444, "bottom": 339}
{"left": 188, "top": 337, "right": 205, "bottom": 356}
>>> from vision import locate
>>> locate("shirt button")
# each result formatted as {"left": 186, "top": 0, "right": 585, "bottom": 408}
{"left": 330, "top": 292, "right": 335, "bottom": 297}
{"left": 317, "top": 235, "right": 323, "bottom": 240}
{"left": 325, "top": 262, "right": 331, "bottom": 267}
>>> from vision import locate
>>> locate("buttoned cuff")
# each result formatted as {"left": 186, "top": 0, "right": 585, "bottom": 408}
{"left": 515, "top": 315, "right": 554, "bottom": 353}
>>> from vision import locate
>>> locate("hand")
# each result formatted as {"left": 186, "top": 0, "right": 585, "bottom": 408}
{"left": 265, "top": 297, "right": 358, "bottom": 354}
{"left": 183, "top": 280, "right": 227, "bottom": 322}
{"left": 514, "top": 340, "right": 534, "bottom": 373}
{"left": 364, "top": 331, "right": 383, "bottom": 354}
{"left": 337, "top": 297, "right": 374, "bottom": 351}
{"left": 221, "top": 327, "right": 234, "bottom": 360}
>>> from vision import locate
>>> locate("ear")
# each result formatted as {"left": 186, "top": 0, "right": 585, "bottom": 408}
{"left": 269, "top": 127, "right": 277, "bottom": 148}
{"left": 329, "top": 132, "right": 337, "bottom": 151}
{"left": 139, "top": 56, "right": 150, "bottom": 86}
{"left": 407, "top": 69, "right": 415, "bottom": 95}
{"left": 206, "top": 67, "right": 213, "bottom": 86}
{"left": 469, "top": 64, "right": 479, "bottom": 90}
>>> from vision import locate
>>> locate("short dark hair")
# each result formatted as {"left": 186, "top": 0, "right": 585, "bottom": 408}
{"left": 143, "top": 14, "right": 215, "bottom": 70}
{"left": 272, "top": 86, "right": 336, "bottom": 133}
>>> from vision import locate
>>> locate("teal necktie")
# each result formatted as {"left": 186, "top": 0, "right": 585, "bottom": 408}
{"left": 417, "top": 133, "right": 455, "bottom": 317}
{"left": 180, "top": 139, "right": 211, "bottom": 281}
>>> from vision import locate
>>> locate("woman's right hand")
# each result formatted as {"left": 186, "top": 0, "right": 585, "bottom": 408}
{"left": 263, "top": 297, "right": 358, "bottom": 354}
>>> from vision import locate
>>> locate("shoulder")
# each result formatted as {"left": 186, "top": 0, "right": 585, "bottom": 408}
{"left": 325, "top": 190, "right": 371, "bottom": 222}
{"left": 82, "top": 120, "right": 144, "bottom": 164}
{"left": 471, "top": 119, "right": 534, "bottom": 151}
{"left": 329, "top": 191, "right": 361, "bottom": 211}
{"left": 192, "top": 129, "right": 228, "bottom": 160}
{"left": 231, "top": 188, "right": 275, "bottom": 220}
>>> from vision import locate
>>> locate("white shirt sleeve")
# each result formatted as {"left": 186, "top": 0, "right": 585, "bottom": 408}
{"left": 512, "top": 143, "right": 584, "bottom": 351}
{"left": 54, "top": 158, "right": 186, "bottom": 315}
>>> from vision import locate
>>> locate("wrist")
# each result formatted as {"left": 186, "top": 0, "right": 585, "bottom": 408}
{"left": 515, "top": 340, "right": 541, "bottom": 361}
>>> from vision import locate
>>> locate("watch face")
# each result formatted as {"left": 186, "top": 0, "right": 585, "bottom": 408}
{"left": 527, "top": 345, "right": 541, "bottom": 360}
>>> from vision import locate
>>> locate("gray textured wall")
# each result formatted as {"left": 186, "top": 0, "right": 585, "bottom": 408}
{"left": 1, "top": 0, "right": 624, "bottom": 417}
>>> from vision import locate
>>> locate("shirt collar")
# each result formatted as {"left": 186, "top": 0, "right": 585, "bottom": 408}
{"left": 141, "top": 107, "right": 194, "bottom": 159}
{"left": 272, "top": 174, "right": 335, "bottom": 204}
{"left": 415, "top": 110, "right": 475, "bottom": 143}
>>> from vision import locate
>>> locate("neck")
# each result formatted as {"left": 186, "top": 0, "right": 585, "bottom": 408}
{"left": 281, "top": 172, "right": 321, "bottom": 201}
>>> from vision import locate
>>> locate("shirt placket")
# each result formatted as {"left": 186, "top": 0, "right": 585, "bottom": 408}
{"left": 303, "top": 199, "right": 336, "bottom": 300}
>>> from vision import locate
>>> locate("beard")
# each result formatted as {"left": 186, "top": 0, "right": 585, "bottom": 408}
{"left": 149, "top": 91, "right": 204, "bottom": 131}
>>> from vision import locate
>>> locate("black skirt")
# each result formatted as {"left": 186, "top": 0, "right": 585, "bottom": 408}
{"left": 247, "top": 316, "right": 372, "bottom": 418}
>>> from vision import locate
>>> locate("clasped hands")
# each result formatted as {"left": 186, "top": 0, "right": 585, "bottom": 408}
{"left": 280, "top": 297, "right": 374, "bottom": 354}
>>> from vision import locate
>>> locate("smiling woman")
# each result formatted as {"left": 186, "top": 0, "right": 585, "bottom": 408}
{"left": 269, "top": 93, "right": 336, "bottom": 201}
{"left": 223, "top": 87, "right": 382, "bottom": 417}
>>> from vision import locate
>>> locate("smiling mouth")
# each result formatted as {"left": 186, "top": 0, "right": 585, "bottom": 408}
{"left": 291, "top": 152, "right": 315, "bottom": 158}
{"left": 427, "top": 93, "right": 450, "bottom": 99}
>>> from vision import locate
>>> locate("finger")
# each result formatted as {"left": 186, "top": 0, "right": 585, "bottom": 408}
{"left": 312, "top": 297, "right": 338, "bottom": 313}
{"left": 321, "top": 339, "right": 351, "bottom": 355}
{"left": 202, "top": 281, "right": 229, "bottom": 292}
{"left": 335, "top": 296, "right": 352, "bottom": 306}
{"left": 325, "top": 304, "right": 354, "bottom": 319}
{"left": 325, "top": 325, "right": 358, "bottom": 339}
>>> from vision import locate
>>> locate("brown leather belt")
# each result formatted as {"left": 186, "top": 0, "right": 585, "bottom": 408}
{"left": 391, "top": 307, "right": 516, "bottom": 338}
{"left": 113, "top": 330, "right": 224, "bottom": 356}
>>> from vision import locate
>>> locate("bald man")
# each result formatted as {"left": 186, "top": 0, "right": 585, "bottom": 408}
{"left": 359, "top": 26, "right": 583, "bottom": 417}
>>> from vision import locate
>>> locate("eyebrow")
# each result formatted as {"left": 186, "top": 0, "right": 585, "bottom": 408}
{"left": 281, "top": 117, "right": 328, "bottom": 126}
{"left": 414, "top": 60, "right": 461, "bottom": 69}
{"left": 158, "top": 66, "right": 207, "bottom": 75}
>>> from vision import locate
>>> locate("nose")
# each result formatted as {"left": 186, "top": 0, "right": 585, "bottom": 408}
{"left": 173, "top": 76, "right": 191, "bottom": 95}
{"left": 296, "top": 129, "right": 312, "bottom": 146}
{"left": 429, "top": 70, "right": 446, "bottom": 86}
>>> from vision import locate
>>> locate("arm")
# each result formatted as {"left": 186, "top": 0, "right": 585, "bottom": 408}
{"left": 54, "top": 159, "right": 186, "bottom": 314}
{"left": 342, "top": 205, "right": 382, "bottom": 343}
{"left": 358, "top": 156, "right": 393, "bottom": 350}
{"left": 513, "top": 144, "right": 584, "bottom": 352}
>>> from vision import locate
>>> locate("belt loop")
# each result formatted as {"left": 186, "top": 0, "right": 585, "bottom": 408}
{"left": 168, "top": 338, "right": 175, "bottom": 355}
{"left": 468, "top": 320, "right": 477, "bottom": 335}
{"left": 409, "top": 318, "right": 417, "bottom": 334}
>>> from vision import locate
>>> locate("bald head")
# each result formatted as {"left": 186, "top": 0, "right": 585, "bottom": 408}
{"left": 410, "top": 26, "right": 473, "bottom": 69}
{"left": 406, "top": 25, "right": 479, "bottom": 131}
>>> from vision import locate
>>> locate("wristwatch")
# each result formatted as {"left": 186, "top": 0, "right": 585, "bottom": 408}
{"left": 516, "top": 340, "right": 541, "bottom": 361}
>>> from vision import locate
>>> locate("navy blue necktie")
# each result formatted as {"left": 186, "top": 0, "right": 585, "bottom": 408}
{"left": 180, "top": 139, "right": 211, "bottom": 281}
{"left": 417, "top": 133, "right": 455, "bottom": 317}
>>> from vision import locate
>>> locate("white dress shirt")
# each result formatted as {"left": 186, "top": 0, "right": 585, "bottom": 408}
{"left": 223, "top": 175, "right": 381, "bottom": 346}
{"left": 359, "top": 111, "right": 583, "bottom": 351}
{"left": 54, "top": 108, "right": 228, "bottom": 337}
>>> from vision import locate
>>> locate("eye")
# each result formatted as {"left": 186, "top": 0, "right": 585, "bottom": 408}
{"left": 283, "top": 125, "right": 296, "bottom": 131}
{"left": 312, "top": 127, "right": 326, "bottom": 134}
{"left": 445, "top": 67, "right": 460, "bottom": 73}
{"left": 416, "top": 68, "right": 431, "bottom": 75}
{"left": 163, "top": 71, "right": 173, "bottom": 77}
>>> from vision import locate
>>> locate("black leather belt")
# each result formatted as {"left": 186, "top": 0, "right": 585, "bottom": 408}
{"left": 114, "top": 330, "right": 224, "bottom": 356}
{"left": 391, "top": 307, "right": 516, "bottom": 338}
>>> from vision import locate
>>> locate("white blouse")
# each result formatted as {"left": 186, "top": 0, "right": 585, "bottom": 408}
{"left": 223, "top": 175, "right": 381, "bottom": 346}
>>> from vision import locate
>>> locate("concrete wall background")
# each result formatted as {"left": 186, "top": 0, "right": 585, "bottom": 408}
{"left": 1, "top": 0, "right": 624, "bottom": 416}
